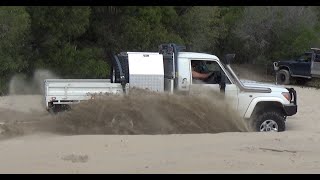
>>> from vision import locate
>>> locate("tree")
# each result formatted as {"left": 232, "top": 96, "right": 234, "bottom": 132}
{"left": 175, "top": 6, "right": 226, "bottom": 52}
{"left": 233, "top": 6, "right": 320, "bottom": 64}
{"left": 214, "top": 6, "right": 245, "bottom": 59}
{"left": 0, "top": 6, "right": 31, "bottom": 93}
{"left": 26, "top": 6, "right": 108, "bottom": 78}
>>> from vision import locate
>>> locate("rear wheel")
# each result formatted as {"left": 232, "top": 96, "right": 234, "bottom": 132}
{"left": 49, "top": 104, "right": 71, "bottom": 114}
{"left": 277, "top": 69, "right": 290, "bottom": 85}
{"left": 252, "top": 111, "right": 286, "bottom": 132}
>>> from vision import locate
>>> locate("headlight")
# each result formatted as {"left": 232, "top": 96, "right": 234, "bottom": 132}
{"left": 282, "top": 92, "right": 291, "bottom": 102}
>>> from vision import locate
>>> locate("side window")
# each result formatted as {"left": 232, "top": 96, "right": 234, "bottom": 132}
{"left": 298, "top": 53, "right": 312, "bottom": 62}
{"left": 191, "top": 60, "right": 230, "bottom": 85}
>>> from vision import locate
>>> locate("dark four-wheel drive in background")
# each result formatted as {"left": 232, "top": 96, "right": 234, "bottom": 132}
{"left": 273, "top": 48, "right": 320, "bottom": 85}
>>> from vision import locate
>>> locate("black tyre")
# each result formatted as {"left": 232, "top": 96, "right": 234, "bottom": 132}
{"left": 49, "top": 104, "right": 71, "bottom": 114}
{"left": 277, "top": 69, "right": 290, "bottom": 85}
{"left": 252, "top": 111, "right": 286, "bottom": 132}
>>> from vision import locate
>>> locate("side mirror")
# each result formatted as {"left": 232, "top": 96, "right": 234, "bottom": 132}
{"left": 220, "top": 73, "right": 226, "bottom": 93}
{"left": 225, "top": 54, "right": 236, "bottom": 65}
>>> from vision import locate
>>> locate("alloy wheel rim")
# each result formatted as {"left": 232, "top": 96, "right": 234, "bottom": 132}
{"left": 260, "top": 120, "right": 279, "bottom": 132}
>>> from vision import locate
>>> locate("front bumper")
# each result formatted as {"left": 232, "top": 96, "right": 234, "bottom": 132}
{"left": 283, "top": 88, "right": 297, "bottom": 116}
{"left": 283, "top": 103, "right": 297, "bottom": 116}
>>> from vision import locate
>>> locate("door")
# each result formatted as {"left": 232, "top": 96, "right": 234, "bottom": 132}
{"left": 291, "top": 53, "right": 311, "bottom": 76}
{"left": 311, "top": 53, "right": 320, "bottom": 77}
{"left": 189, "top": 60, "right": 238, "bottom": 111}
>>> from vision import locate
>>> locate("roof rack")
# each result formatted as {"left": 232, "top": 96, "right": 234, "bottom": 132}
{"left": 311, "top": 48, "right": 320, "bottom": 51}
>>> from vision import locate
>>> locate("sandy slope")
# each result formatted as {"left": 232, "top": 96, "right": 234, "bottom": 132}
{"left": 0, "top": 86, "right": 320, "bottom": 173}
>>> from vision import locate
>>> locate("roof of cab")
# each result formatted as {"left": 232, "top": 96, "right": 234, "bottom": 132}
{"left": 124, "top": 51, "right": 219, "bottom": 60}
{"left": 178, "top": 52, "right": 219, "bottom": 60}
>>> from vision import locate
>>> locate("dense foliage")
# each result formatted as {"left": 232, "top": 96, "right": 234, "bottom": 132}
{"left": 1, "top": 6, "right": 320, "bottom": 93}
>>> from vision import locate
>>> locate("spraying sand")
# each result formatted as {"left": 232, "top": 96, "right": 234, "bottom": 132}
{"left": 55, "top": 88, "right": 248, "bottom": 135}
{"left": 0, "top": 88, "right": 248, "bottom": 138}
{"left": 9, "top": 69, "right": 58, "bottom": 95}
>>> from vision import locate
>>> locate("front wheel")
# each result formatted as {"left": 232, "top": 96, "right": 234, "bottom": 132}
{"left": 252, "top": 111, "right": 286, "bottom": 132}
{"left": 276, "top": 69, "right": 290, "bottom": 85}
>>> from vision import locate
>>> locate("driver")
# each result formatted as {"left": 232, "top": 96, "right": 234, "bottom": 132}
{"left": 191, "top": 61, "right": 211, "bottom": 80}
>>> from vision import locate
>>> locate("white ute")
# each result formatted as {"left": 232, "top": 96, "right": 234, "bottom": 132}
{"left": 44, "top": 43, "right": 297, "bottom": 132}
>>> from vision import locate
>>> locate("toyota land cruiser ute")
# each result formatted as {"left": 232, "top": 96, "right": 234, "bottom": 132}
{"left": 44, "top": 43, "right": 298, "bottom": 132}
